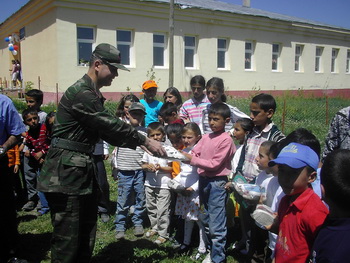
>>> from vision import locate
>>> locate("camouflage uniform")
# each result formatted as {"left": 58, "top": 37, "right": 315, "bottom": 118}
{"left": 38, "top": 74, "right": 145, "bottom": 263}
{"left": 322, "top": 106, "right": 350, "bottom": 162}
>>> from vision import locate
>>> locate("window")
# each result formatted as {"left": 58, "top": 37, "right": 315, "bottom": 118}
{"left": 184, "top": 36, "right": 196, "bottom": 68}
{"left": 153, "top": 33, "right": 166, "bottom": 67}
{"left": 295, "top": 45, "right": 303, "bottom": 72}
{"left": 272, "top": 43, "right": 280, "bottom": 71}
{"left": 315, "top": 46, "right": 323, "bottom": 72}
{"left": 245, "top": 41, "right": 254, "bottom": 70}
{"left": 217, "top": 38, "right": 227, "bottom": 69}
{"left": 77, "top": 26, "right": 94, "bottom": 65}
{"left": 331, "top": 48, "right": 339, "bottom": 73}
{"left": 19, "top": 27, "right": 26, "bottom": 40}
{"left": 117, "top": 30, "right": 132, "bottom": 66}
{"left": 347, "top": 50, "right": 350, "bottom": 73}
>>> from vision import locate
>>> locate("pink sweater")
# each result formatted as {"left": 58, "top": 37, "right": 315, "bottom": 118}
{"left": 191, "top": 131, "right": 236, "bottom": 177}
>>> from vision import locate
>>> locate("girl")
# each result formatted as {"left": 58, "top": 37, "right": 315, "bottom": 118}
{"left": 200, "top": 77, "right": 248, "bottom": 134}
{"left": 173, "top": 123, "right": 207, "bottom": 259}
{"left": 163, "top": 87, "right": 183, "bottom": 111}
{"left": 115, "top": 94, "right": 139, "bottom": 122}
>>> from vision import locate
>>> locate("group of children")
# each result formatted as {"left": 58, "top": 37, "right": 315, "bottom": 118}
{"left": 11, "top": 77, "right": 350, "bottom": 263}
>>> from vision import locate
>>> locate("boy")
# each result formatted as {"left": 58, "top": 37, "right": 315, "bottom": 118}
{"left": 312, "top": 149, "right": 350, "bottom": 262}
{"left": 115, "top": 102, "right": 148, "bottom": 239}
{"left": 241, "top": 93, "right": 284, "bottom": 183}
{"left": 140, "top": 80, "right": 163, "bottom": 127}
{"left": 183, "top": 102, "right": 236, "bottom": 263}
{"left": 22, "top": 89, "right": 47, "bottom": 211}
{"left": 22, "top": 108, "right": 50, "bottom": 215}
{"left": 159, "top": 102, "right": 184, "bottom": 125}
{"left": 142, "top": 122, "right": 173, "bottom": 244}
{"left": 268, "top": 142, "right": 328, "bottom": 263}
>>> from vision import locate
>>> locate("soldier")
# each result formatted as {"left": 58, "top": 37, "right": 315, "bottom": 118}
{"left": 38, "top": 43, "right": 165, "bottom": 263}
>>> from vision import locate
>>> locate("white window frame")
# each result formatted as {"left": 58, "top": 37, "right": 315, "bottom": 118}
{"left": 217, "top": 38, "right": 228, "bottom": 69}
{"left": 315, "top": 46, "right": 323, "bottom": 73}
{"left": 295, "top": 44, "right": 303, "bottom": 72}
{"left": 346, "top": 50, "right": 350, "bottom": 73}
{"left": 245, "top": 41, "right": 254, "bottom": 70}
{"left": 184, "top": 36, "right": 196, "bottom": 69}
{"left": 77, "top": 26, "right": 95, "bottom": 66}
{"left": 117, "top": 29, "right": 133, "bottom": 67}
{"left": 153, "top": 33, "right": 167, "bottom": 68}
{"left": 272, "top": 43, "right": 281, "bottom": 71}
{"left": 331, "top": 48, "right": 339, "bottom": 73}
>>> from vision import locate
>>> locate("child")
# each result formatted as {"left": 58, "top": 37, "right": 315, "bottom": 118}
{"left": 182, "top": 103, "right": 236, "bottom": 263}
{"left": 142, "top": 122, "right": 172, "bottom": 244}
{"left": 140, "top": 80, "right": 163, "bottom": 127}
{"left": 268, "top": 142, "right": 328, "bottom": 262}
{"left": 312, "top": 149, "right": 350, "bottom": 262}
{"left": 22, "top": 108, "right": 50, "bottom": 215}
{"left": 242, "top": 93, "right": 285, "bottom": 183}
{"left": 114, "top": 102, "right": 148, "bottom": 239}
{"left": 173, "top": 123, "right": 208, "bottom": 259}
{"left": 22, "top": 89, "right": 47, "bottom": 211}
{"left": 200, "top": 77, "right": 248, "bottom": 134}
{"left": 163, "top": 87, "right": 182, "bottom": 111}
{"left": 159, "top": 102, "right": 185, "bottom": 125}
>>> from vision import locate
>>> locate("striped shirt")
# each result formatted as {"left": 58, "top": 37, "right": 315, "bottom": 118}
{"left": 200, "top": 102, "right": 249, "bottom": 134}
{"left": 179, "top": 96, "right": 210, "bottom": 126}
{"left": 242, "top": 122, "right": 285, "bottom": 182}
{"left": 116, "top": 128, "right": 147, "bottom": 171}
{"left": 25, "top": 123, "right": 50, "bottom": 158}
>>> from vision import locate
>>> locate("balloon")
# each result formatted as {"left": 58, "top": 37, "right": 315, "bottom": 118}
{"left": 5, "top": 37, "right": 9, "bottom": 42}
{"left": 12, "top": 50, "right": 17, "bottom": 56}
{"left": 8, "top": 43, "right": 13, "bottom": 47}
{"left": 13, "top": 45, "right": 18, "bottom": 51}
{"left": 8, "top": 36, "right": 12, "bottom": 41}
{"left": 9, "top": 46, "right": 14, "bottom": 51}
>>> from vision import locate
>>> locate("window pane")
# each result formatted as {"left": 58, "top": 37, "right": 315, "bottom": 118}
{"left": 272, "top": 44, "right": 279, "bottom": 53}
{"left": 117, "top": 44, "right": 130, "bottom": 65}
{"left": 117, "top": 30, "right": 131, "bottom": 42}
{"left": 185, "top": 49, "right": 194, "bottom": 67}
{"left": 153, "top": 47, "right": 164, "bottom": 66}
{"left": 78, "top": 42, "right": 92, "bottom": 62}
{"left": 77, "top": 27, "right": 93, "bottom": 39}
{"left": 218, "top": 39, "right": 226, "bottom": 49}
{"left": 218, "top": 51, "right": 225, "bottom": 68}
{"left": 245, "top": 53, "right": 251, "bottom": 69}
{"left": 153, "top": 34, "right": 164, "bottom": 44}
{"left": 185, "top": 36, "right": 195, "bottom": 47}
{"left": 245, "top": 42, "right": 252, "bottom": 50}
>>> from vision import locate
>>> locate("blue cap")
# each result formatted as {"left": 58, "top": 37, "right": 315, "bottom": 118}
{"left": 268, "top": 142, "right": 319, "bottom": 171}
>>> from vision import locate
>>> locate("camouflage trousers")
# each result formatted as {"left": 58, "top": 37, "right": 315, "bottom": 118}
{"left": 46, "top": 191, "right": 98, "bottom": 263}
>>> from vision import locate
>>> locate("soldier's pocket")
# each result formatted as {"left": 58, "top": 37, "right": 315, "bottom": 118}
{"left": 60, "top": 152, "right": 88, "bottom": 186}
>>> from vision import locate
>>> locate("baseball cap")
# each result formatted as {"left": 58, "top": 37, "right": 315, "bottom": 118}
{"left": 128, "top": 102, "right": 146, "bottom": 114}
{"left": 142, "top": 80, "right": 158, "bottom": 90}
{"left": 93, "top": 43, "right": 129, "bottom": 71}
{"left": 268, "top": 142, "right": 319, "bottom": 171}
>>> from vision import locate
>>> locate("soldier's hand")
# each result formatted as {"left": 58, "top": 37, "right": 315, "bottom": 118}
{"left": 142, "top": 138, "right": 166, "bottom": 157}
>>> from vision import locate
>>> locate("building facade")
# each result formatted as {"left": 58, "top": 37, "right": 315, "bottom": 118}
{"left": 1, "top": 0, "right": 350, "bottom": 103}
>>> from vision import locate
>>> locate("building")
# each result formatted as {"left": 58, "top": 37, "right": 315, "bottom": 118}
{"left": 1, "top": 0, "right": 350, "bottom": 103}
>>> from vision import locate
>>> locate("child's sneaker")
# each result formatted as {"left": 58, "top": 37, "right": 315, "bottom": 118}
{"left": 154, "top": 236, "right": 167, "bottom": 245}
{"left": 201, "top": 251, "right": 211, "bottom": 263}
{"left": 115, "top": 231, "right": 125, "bottom": 240}
{"left": 190, "top": 250, "right": 207, "bottom": 261}
{"left": 134, "top": 226, "right": 144, "bottom": 237}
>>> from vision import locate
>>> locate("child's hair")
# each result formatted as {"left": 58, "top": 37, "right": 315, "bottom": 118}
{"left": 190, "top": 75, "right": 206, "bottom": 88}
{"left": 236, "top": 118, "right": 254, "bottom": 133}
{"left": 45, "top": 111, "right": 56, "bottom": 136}
{"left": 147, "top": 122, "right": 165, "bottom": 137}
{"left": 260, "top": 140, "right": 276, "bottom": 155}
{"left": 206, "top": 77, "right": 227, "bottom": 102}
{"left": 251, "top": 93, "right": 276, "bottom": 112}
{"left": 159, "top": 102, "right": 178, "bottom": 118}
{"left": 165, "top": 123, "right": 184, "bottom": 141}
{"left": 163, "top": 87, "right": 182, "bottom": 107}
{"left": 22, "top": 108, "right": 38, "bottom": 121}
{"left": 25, "top": 89, "right": 44, "bottom": 105}
{"left": 269, "top": 141, "right": 281, "bottom": 160}
{"left": 115, "top": 94, "right": 139, "bottom": 117}
{"left": 183, "top": 122, "right": 202, "bottom": 138}
{"left": 321, "top": 149, "right": 350, "bottom": 212}
{"left": 208, "top": 102, "right": 231, "bottom": 119}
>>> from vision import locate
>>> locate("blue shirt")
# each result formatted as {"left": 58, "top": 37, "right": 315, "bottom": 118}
{"left": 0, "top": 94, "right": 26, "bottom": 145}
{"left": 140, "top": 99, "right": 163, "bottom": 127}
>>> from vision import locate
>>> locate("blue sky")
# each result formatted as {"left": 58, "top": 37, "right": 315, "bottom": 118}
{"left": 1, "top": 0, "right": 350, "bottom": 29}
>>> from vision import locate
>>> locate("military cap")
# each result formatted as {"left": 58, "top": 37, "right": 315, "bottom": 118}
{"left": 93, "top": 43, "right": 129, "bottom": 71}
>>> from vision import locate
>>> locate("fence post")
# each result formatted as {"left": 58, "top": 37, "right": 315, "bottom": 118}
{"left": 281, "top": 97, "right": 286, "bottom": 134}
{"left": 56, "top": 83, "right": 59, "bottom": 105}
{"left": 38, "top": 76, "right": 41, "bottom": 90}
{"left": 325, "top": 94, "right": 329, "bottom": 125}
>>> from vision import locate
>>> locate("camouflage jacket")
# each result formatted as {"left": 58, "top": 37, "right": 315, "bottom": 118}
{"left": 38, "top": 74, "right": 146, "bottom": 195}
{"left": 322, "top": 106, "right": 350, "bottom": 162}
